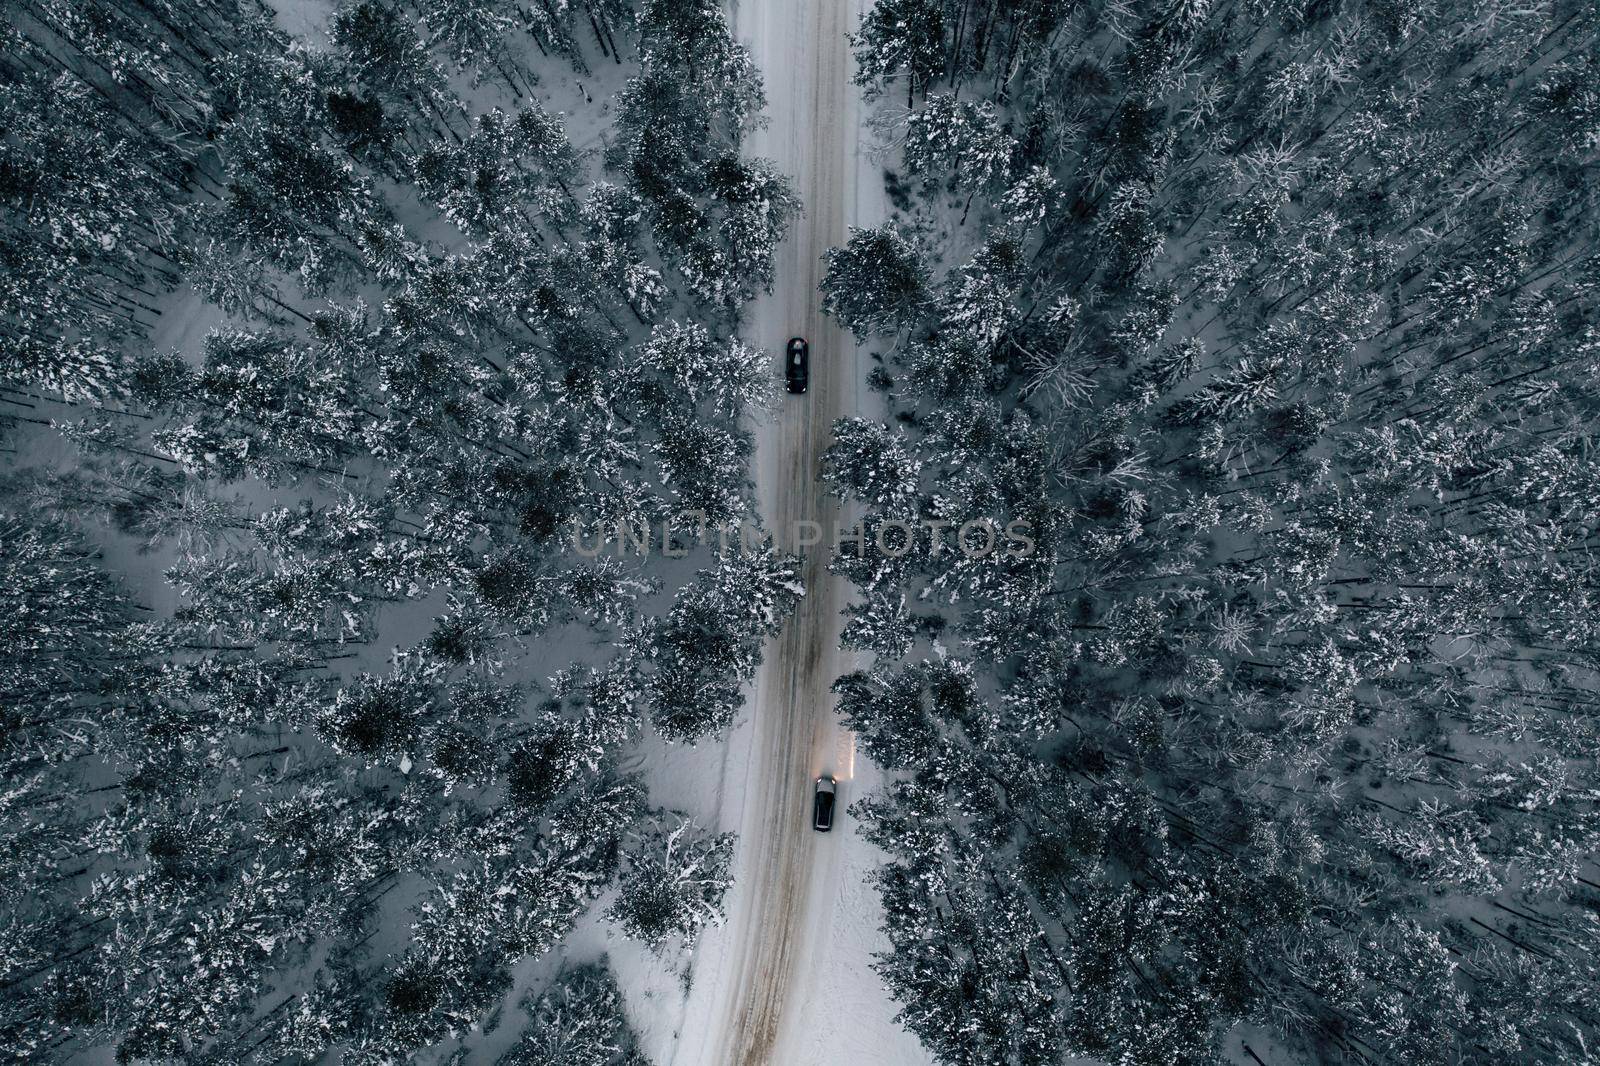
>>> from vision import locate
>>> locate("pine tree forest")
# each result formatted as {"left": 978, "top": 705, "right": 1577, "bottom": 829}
{"left": 3, "top": 0, "right": 1600, "bottom": 1063}
{"left": 831, "top": 0, "right": 1600, "bottom": 1063}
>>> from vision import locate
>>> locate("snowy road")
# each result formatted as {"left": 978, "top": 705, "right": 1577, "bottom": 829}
{"left": 662, "top": 2, "right": 931, "bottom": 1065}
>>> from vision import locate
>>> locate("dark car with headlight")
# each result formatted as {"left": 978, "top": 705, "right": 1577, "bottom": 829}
{"left": 813, "top": 775, "right": 836, "bottom": 832}
{"left": 786, "top": 336, "right": 809, "bottom": 394}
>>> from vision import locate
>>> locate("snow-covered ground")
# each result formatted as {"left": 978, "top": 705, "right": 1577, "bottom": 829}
{"left": 628, "top": 1, "right": 933, "bottom": 1064}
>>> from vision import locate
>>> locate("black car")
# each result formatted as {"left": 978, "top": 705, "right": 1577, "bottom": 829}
{"left": 812, "top": 775, "right": 836, "bottom": 832}
{"left": 785, "top": 336, "right": 809, "bottom": 394}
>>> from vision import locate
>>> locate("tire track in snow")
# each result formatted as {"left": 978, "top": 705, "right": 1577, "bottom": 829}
{"left": 715, "top": 0, "right": 857, "bottom": 1061}
{"left": 666, "top": 2, "right": 930, "bottom": 1064}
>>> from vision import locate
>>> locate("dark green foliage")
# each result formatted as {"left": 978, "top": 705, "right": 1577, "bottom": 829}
{"left": 643, "top": 549, "right": 803, "bottom": 742}
{"left": 0, "top": 0, "right": 793, "bottom": 1061}
{"left": 844, "top": 0, "right": 1600, "bottom": 1062}
{"left": 606, "top": 0, "right": 796, "bottom": 306}
{"left": 851, "top": 0, "right": 946, "bottom": 101}
{"left": 498, "top": 960, "right": 645, "bottom": 1066}
{"left": 0, "top": 2, "right": 273, "bottom": 396}
{"left": 605, "top": 816, "right": 733, "bottom": 951}
{"left": 820, "top": 224, "right": 933, "bottom": 337}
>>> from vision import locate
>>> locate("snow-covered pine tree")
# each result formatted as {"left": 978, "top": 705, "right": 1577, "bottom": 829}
{"left": 606, "top": 816, "right": 734, "bottom": 952}
{"left": 820, "top": 223, "right": 932, "bottom": 338}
